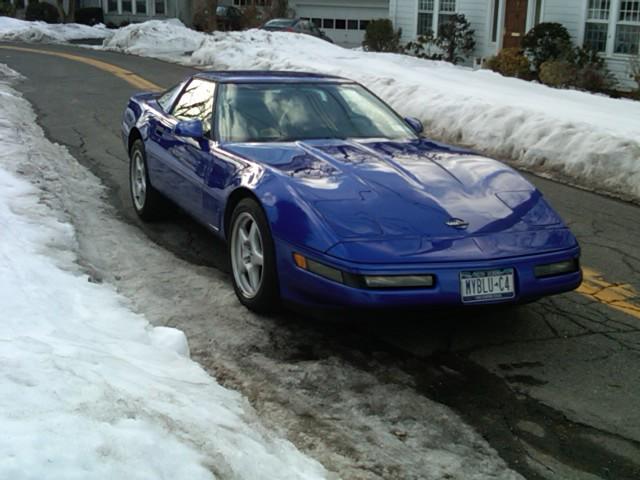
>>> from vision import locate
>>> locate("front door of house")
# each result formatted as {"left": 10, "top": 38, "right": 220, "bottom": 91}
{"left": 503, "top": 0, "right": 528, "bottom": 48}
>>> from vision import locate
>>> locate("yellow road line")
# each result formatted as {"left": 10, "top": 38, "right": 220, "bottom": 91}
{"left": 2, "top": 45, "right": 640, "bottom": 321}
{"left": 0, "top": 45, "right": 162, "bottom": 91}
{"left": 578, "top": 267, "right": 640, "bottom": 319}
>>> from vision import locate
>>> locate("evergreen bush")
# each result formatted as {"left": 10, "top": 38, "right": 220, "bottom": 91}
{"left": 363, "top": 19, "right": 402, "bottom": 53}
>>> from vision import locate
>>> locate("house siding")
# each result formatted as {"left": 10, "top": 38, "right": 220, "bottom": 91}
{"left": 541, "top": 0, "right": 583, "bottom": 41}
{"left": 459, "top": 0, "right": 492, "bottom": 61}
{"left": 392, "top": 0, "right": 418, "bottom": 39}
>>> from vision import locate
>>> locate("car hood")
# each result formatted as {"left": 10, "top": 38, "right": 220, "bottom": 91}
{"left": 223, "top": 139, "right": 576, "bottom": 263}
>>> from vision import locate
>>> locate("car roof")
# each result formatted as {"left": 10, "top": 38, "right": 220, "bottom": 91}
{"left": 193, "top": 71, "right": 353, "bottom": 84}
{"left": 264, "top": 18, "right": 298, "bottom": 26}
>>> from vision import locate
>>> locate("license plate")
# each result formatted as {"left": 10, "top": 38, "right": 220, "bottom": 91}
{"left": 460, "top": 268, "right": 515, "bottom": 303}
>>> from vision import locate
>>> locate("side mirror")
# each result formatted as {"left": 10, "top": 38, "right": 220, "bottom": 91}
{"left": 405, "top": 117, "right": 424, "bottom": 135}
{"left": 174, "top": 119, "right": 204, "bottom": 138}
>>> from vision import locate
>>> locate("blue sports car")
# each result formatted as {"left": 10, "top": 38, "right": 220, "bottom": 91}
{"left": 122, "top": 71, "right": 582, "bottom": 312}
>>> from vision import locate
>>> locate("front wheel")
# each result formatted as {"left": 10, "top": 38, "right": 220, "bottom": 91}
{"left": 229, "top": 198, "right": 280, "bottom": 313}
{"left": 129, "top": 139, "right": 164, "bottom": 221}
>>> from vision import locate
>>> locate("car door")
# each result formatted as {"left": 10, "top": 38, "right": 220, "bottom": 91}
{"left": 154, "top": 78, "right": 216, "bottom": 221}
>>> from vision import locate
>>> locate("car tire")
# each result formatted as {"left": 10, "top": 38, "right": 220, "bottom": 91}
{"left": 129, "top": 139, "right": 164, "bottom": 221}
{"left": 229, "top": 198, "right": 280, "bottom": 313}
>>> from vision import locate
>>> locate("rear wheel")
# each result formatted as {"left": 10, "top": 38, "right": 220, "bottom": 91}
{"left": 229, "top": 198, "right": 280, "bottom": 313}
{"left": 129, "top": 139, "right": 164, "bottom": 221}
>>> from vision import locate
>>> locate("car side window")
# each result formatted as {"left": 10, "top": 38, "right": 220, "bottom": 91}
{"left": 157, "top": 83, "right": 183, "bottom": 112}
{"left": 171, "top": 79, "right": 216, "bottom": 137}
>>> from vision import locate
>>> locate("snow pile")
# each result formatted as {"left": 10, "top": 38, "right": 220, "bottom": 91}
{"left": 0, "top": 16, "right": 112, "bottom": 43}
{"left": 0, "top": 68, "right": 326, "bottom": 479}
{"left": 101, "top": 18, "right": 204, "bottom": 59}
{"left": 104, "top": 20, "right": 640, "bottom": 200}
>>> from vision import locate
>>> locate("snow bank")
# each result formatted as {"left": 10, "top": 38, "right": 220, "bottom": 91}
{"left": 0, "top": 67, "right": 325, "bottom": 479}
{"left": 0, "top": 16, "right": 112, "bottom": 43}
{"left": 104, "top": 20, "right": 640, "bottom": 201}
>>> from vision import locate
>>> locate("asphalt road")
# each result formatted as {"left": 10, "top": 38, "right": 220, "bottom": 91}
{"left": 2, "top": 43, "right": 639, "bottom": 479}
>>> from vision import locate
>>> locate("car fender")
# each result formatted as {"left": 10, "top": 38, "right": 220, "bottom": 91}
{"left": 222, "top": 159, "right": 342, "bottom": 255}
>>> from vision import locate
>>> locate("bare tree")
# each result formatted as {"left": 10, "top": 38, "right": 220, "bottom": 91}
{"left": 193, "top": 0, "right": 218, "bottom": 32}
{"left": 269, "top": 0, "right": 289, "bottom": 18}
{"left": 55, "top": 0, "right": 76, "bottom": 23}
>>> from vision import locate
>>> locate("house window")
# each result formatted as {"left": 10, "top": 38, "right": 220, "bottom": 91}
{"left": 417, "top": 0, "right": 456, "bottom": 36}
{"left": 136, "top": 0, "right": 146, "bottom": 14}
{"left": 417, "top": 0, "right": 434, "bottom": 35}
{"left": 121, "top": 0, "right": 132, "bottom": 12}
{"left": 335, "top": 19, "right": 346, "bottom": 29}
{"left": 347, "top": 19, "right": 358, "bottom": 30}
{"left": 584, "top": 0, "right": 611, "bottom": 52}
{"left": 615, "top": 0, "right": 640, "bottom": 54}
{"left": 323, "top": 18, "right": 334, "bottom": 29}
{"left": 154, "top": 0, "right": 165, "bottom": 14}
{"left": 312, "top": 18, "right": 321, "bottom": 27}
{"left": 107, "top": 0, "right": 117, "bottom": 12}
{"left": 360, "top": 20, "right": 370, "bottom": 30}
{"left": 438, "top": 0, "right": 456, "bottom": 28}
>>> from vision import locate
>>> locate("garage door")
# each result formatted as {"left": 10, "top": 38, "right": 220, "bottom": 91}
{"left": 299, "top": 5, "right": 389, "bottom": 48}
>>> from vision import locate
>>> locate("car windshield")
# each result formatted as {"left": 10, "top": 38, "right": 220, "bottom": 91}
{"left": 216, "top": 82, "right": 417, "bottom": 143}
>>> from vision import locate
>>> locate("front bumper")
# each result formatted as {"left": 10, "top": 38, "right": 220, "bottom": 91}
{"left": 275, "top": 238, "right": 582, "bottom": 309}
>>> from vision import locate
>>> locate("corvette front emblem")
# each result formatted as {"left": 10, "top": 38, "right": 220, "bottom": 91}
{"left": 446, "top": 218, "right": 469, "bottom": 229}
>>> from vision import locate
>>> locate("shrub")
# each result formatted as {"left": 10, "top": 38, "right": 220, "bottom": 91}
{"left": 539, "top": 60, "right": 577, "bottom": 87}
{"left": 538, "top": 47, "right": 615, "bottom": 92}
{"left": 570, "top": 46, "right": 616, "bottom": 92}
{"left": 522, "top": 22, "right": 573, "bottom": 73}
{"left": 363, "top": 19, "right": 402, "bottom": 53}
{"left": 485, "top": 48, "right": 531, "bottom": 79}
{"left": 25, "top": 0, "right": 60, "bottom": 23}
{"left": 75, "top": 7, "right": 103, "bottom": 26}
{"left": 405, "top": 32, "right": 443, "bottom": 60}
{"left": 405, "top": 14, "right": 475, "bottom": 64}
{"left": 0, "top": 1, "right": 16, "bottom": 17}
{"left": 631, "top": 56, "right": 640, "bottom": 97}
{"left": 435, "top": 14, "right": 475, "bottom": 64}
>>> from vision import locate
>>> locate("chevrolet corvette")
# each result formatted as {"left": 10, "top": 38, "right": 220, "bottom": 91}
{"left": 122, "top": 71, "right": 582, "bottom": 312}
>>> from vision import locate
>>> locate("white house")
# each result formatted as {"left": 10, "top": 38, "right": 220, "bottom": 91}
{"left": 285, "top": 0, "right": 639, "bottom": 89}
{"left": 390, "top": 0, "right": 638, "bottom": 89}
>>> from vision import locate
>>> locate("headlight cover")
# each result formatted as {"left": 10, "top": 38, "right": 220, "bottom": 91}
{"left": 293, "top": 253, "right": 435, "bottom": 289}
{"left": 534, "top": 258, "right": 580, "bottom": 278}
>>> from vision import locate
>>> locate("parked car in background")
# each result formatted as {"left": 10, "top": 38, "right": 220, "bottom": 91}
{"left": 216, "top": 5, "right": 243, "bottom": 31}
{"left": 261, "top": 18, "right": 333, "bottom": 43}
